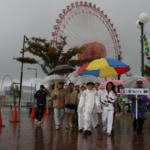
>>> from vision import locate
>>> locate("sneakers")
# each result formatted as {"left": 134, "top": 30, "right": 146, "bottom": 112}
{"left": 107, "top": 132, "right": 112, "bottom": 136}
{"left": 37, "top": 121, "right": 41, "bottom": 125}
{"left": 78, "top": 129, "right": 83, "bottom": 133}
{"left": 35, "top": 119, "right": 38, "bottom": 123}
{"left": 66, "top": 125, "right": 70, "bottom": 130}
{"left": 102, "top": 127, "right": 107, "bottom": 133}
{"left": 35, "top": 119, "right": 41, "bottom": 125}
{"left": 56, "top": 126, "right": 60, "bottom": 130}
{"left": 84, "top": 130, "right": 92, "bottom": 135}
{"left": 56, "top": 125, "right": 61, "bottom": 130}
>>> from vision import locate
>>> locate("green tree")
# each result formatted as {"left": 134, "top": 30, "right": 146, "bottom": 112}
{"left": 14, "top": 36, "right": 93, "bottom": 75}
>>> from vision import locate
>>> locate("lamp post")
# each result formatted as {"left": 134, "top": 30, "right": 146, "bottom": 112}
{"left": 136, "top": 12, "right": 149, "bottom": 76}
{"left": 27, "top": 67, "right": 37, "bottom": 104}
{"left": 19, "top": 35, "right": 29, "bottom": 110}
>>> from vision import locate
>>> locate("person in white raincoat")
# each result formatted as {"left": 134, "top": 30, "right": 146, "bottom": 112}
{"left": 78, "top": 82, "right": 101, "bottom": 135}
{"left": 77, "top": 85, "right": 86, "bottom": 132}
{"left": 101, "top": 81, "right": 117, "bottom": 135}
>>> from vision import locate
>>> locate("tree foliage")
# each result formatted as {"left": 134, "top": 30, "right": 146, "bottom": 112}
{"left": 14, "top": 36, "right": 94, "bottom": 75}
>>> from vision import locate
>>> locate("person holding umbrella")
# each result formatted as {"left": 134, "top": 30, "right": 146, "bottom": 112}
{"left": 51, "top": 81, "right": 67, "bottom": 130}
{"left": 128, "top": 79, "right": 149, "bottom": 135}
{"left": 65, "top": 82, "right": 78, "bottom": 129}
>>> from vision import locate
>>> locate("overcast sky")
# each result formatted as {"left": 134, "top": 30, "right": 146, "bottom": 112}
{"left": 1, "top": 0, "right": 150, "bottom": 88}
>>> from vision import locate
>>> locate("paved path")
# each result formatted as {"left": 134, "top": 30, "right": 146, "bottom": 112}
{"left": 0, "top": 108, "right": 150, "bottom": 150}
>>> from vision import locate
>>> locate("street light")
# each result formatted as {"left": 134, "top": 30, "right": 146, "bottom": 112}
{"left": 27, "top": 67, "right": 37, "bottom": 104}
{"left": 27, "top": 67, "right": 37, "bottom": 90}
{"left": 27, "top": 67, "right": 37, "bottom": 78}
{"left": 19, "top": 35, "right": 29, "bottom": 110}
{"left": 136, "top": 12, "right": 149, "bottom": 76}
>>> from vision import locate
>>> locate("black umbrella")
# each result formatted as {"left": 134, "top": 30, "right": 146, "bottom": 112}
{"left": 49, "top": 65, "right": 75, "bottom": 75}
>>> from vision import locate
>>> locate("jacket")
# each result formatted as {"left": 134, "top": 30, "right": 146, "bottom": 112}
{"left": 101, "top": 90, "right": 117, "bottom": 110}
{"left": 78, "top": 89, "right": 101, "bottom": 113}
{"left": 129, "top": 95, "right": 148, "bottom": 119}
{"left": 34, "top": 89, "right": 48, "bottom": 105}
{"left": 51, "top": 88, "right": 67, "bottom": 108}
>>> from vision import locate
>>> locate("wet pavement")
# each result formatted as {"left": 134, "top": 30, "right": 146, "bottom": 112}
{"left": 0, "top": 108, "right": 150, "bottom": 150}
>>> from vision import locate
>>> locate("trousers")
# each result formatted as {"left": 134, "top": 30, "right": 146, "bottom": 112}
{"left": 102, "top": 108, "right": 114, "bottom": 133}
{"left": 133, "top": 118, "right": 144, "bottom": 133}
{"left": 36, "top": 104, "right": 45, "bottom": 121}
{"left": 54, "top": 108, "right": 65, "bottom": 127}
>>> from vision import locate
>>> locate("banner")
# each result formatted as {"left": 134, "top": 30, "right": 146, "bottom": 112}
{"left": 124, "top": 88, "right": 149, "bottom": 95}
{"left": 144, "top": 34, "right": 149, "bottom": 54}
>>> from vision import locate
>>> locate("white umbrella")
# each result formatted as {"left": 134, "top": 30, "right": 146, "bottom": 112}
{"left": 49, "top": 65, "right": 75, "bottom": 75}
{"left": 30, "top": 78, "right": 42, "bottom": 84}
{"left": 123, "top": 75, "right": 150, "bottom": 90}
{"left": 42, "top": 74, "right": 65, "bottom": 84}
{"left": 72, "top": 75, "right": 102, "bottom": 85}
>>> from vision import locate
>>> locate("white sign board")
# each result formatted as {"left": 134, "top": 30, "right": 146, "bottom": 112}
{"left": 124, "top": 88, "right": 149, "bottom": 95}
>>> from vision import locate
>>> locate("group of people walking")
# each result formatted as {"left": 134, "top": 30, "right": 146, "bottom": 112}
{"left": 34, "top": 79, "right": 149, "bottom": 136}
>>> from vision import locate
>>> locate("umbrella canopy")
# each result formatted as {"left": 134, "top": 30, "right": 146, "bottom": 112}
{"left": 99, "top": 79, "right": 123, "bottom": 89}
{"left": 29, "top": 78, "right": 42, "bottom": 84}
{"left": 75, "top": 63, "right": 89, "bottom": 77}
{"left": 146, "top": 76, "right": 150, "bottom": 82}
{"left": 123, "top": 75, "right": 150, "bottom": 90}
{"left": 72, "top": 75, "right": 102, "bottom": 85}
{"left": 49, "top": 65, "right": 75, "bottom": 75}
{"left": 42, "top": 74, "right": 65, "bottom": 84}
{"left": 77, "top": 58, "right": 130, "bottom": 78}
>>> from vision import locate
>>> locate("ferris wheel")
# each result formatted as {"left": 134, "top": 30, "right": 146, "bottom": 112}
{"left": 50, "top": 1, "right": 122, "bottom": 60}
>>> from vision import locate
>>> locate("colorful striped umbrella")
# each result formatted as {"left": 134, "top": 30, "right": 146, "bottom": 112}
{"left": 77, "top": 58, "right": 130, "bottom": 78}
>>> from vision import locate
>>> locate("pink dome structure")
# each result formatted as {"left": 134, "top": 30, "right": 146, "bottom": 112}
{"left": 78, "top": 42, "right": 106, "bottom": 60}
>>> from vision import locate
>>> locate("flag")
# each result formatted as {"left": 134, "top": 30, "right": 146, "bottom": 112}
{"left": 143, "top": 34, "right": 149, "bottom": 54}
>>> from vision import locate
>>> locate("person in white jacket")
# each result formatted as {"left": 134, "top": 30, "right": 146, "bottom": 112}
{"left": 77, "top": 85, "right": 86, "bottom": 132}
{"left": 101, "top": 81, "right": 117, "bottom": 135}
{"left": 78, "top": 82, "right": 101, "bottom": 135}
